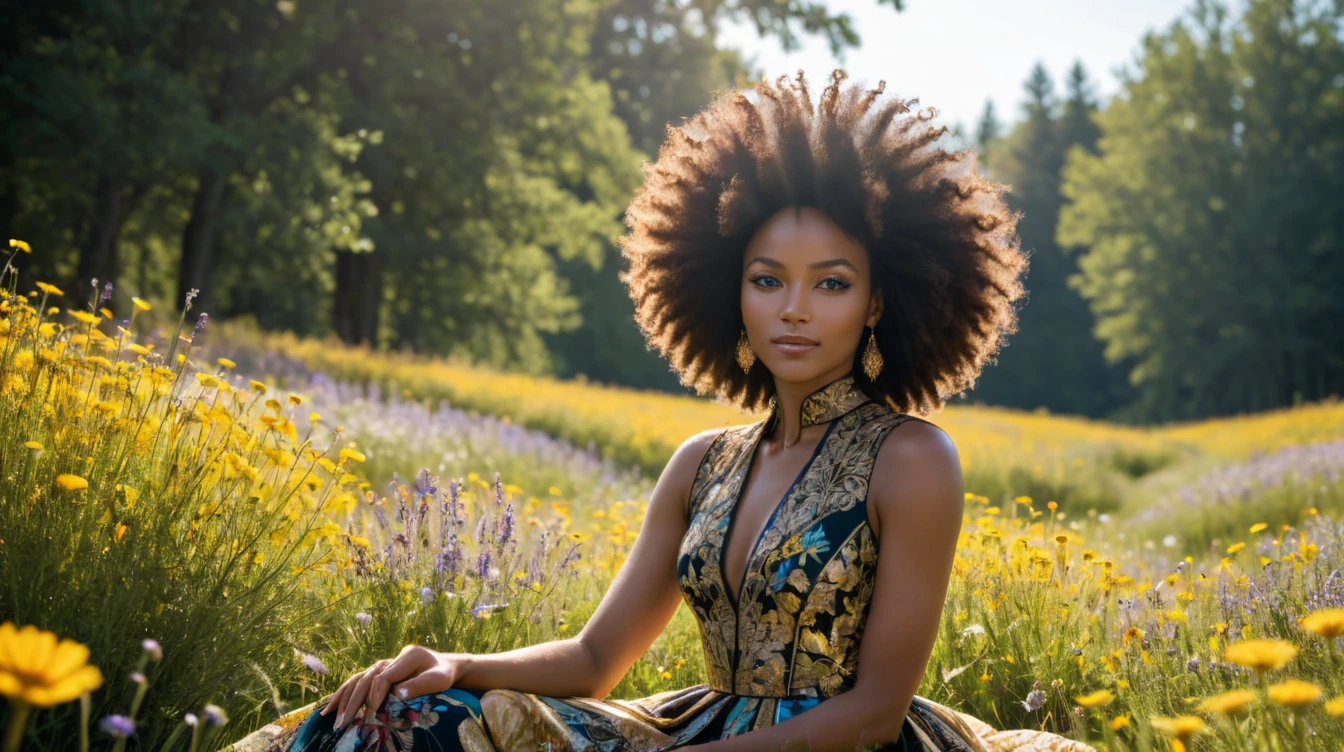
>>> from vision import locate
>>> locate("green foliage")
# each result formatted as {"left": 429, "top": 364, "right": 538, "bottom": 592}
{"left": 1058, "top": 0, "right": 1344, "bottom": 422}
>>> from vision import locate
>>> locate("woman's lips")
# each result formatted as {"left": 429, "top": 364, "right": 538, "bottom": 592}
{"left": 772, "top": 336, "right": 818, "bottom": 355}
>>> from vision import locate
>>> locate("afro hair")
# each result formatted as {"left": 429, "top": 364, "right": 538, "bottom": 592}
{"left": 618, "top": 68, "right": 1028, "bottom": 416}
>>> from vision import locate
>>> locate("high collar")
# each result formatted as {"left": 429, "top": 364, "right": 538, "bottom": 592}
{"left": 763, "top": 373, "right": 872, "bottom": 440}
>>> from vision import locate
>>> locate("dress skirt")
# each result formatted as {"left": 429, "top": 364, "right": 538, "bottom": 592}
{"left": 233, "top": 683, "right": 1091, "bottom": 752}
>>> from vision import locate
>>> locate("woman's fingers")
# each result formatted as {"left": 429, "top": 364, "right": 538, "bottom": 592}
{"left": 389, "top": 664, "right": 458, "bottom": 703}
{"left": 363, "top": 649, "right": 429, "bottom": 720}
{"left": 335, "top": 660, "right": 387, "bottom": 729}
{"left": 320, "top": 669, "right": 360, "bottom": 716}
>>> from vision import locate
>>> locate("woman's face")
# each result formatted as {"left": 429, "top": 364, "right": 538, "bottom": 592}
{"left": 740, "top": 206, "right": 882, "bottom": 386}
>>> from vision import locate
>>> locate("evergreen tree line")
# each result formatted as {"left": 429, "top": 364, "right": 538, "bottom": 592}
{"left": 2, "top": 0, "right": 1339, "bottom": 423}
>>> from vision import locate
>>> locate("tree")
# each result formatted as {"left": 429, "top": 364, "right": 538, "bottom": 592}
{"left": 1058, "top": 0, "right": 1344, "bottom": 420}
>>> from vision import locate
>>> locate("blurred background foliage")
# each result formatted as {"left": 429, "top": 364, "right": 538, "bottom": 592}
{"left": 1, "top": 0, "right": 1340, "bottom": 422}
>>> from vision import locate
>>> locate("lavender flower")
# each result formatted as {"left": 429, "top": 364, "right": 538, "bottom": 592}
{"left": 475, "top": 550, "right": 492, "bottom": 580}
{"left": 301, "top": 653, "right": 329, "bottom": 675}
{"left": 101, "top": 282, "right": 113, "bottom": 302}
{"left": 99, "top": 715, "right": 136, "bottom": 738}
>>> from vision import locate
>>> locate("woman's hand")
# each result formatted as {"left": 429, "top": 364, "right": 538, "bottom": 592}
{"left": 320, "top": 645, "right": 467, "bottom": 730}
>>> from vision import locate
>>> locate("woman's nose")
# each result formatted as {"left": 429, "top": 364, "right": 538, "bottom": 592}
{"left": 780, "top": 284, "right": 810, "bottom": 324}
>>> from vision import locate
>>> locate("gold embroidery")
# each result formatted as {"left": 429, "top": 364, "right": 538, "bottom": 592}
{"left": 677, "top": 375, "right": 920, "bottom": 698}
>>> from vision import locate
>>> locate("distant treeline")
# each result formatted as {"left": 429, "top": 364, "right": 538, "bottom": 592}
{"left": 1, "top": 0, "right": 1339, "bottom": 423}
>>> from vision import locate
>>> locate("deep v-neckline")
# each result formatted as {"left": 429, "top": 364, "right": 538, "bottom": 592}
{"left": 719, "top": 418, "right": 838, "bottom": 615}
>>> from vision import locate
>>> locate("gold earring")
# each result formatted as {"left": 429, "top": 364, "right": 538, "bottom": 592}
{"left": 862, "top": 328, "right": 883, "bottom": 380}
{"left": 736, "top": 329, "right": 756, "bottom": 373}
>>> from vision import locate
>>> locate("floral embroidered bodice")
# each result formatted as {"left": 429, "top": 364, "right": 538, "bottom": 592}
{"left": 676, "top": 374, "right": 926, "bottom": 700}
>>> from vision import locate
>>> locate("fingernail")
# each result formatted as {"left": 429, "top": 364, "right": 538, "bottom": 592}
{"left": 335, "top": 711, "right": 345, "bottom": 729}
{"left": 398, "top": 688, "right": 408, "bottom": 699}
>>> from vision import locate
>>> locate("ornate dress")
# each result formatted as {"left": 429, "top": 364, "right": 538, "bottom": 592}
{"left": 234, "top": 375, "right": 1093, "bottom": 752}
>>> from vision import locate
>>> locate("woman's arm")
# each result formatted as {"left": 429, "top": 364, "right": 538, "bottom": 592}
{"left": 450, "top": 427, "right": 722, "bottom": 699}
{"left": 685, "top": 420, "right": 966, "bottom": 752}
{"left": 331, "top": 428, "right": 721, "bottom": 725}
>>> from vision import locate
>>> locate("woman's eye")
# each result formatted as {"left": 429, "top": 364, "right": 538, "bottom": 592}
{"left": 818, "top": 277, "right": 851, "bottom": 291}
{"left": 751, "top": 274, "right": 782, "bottom": 288}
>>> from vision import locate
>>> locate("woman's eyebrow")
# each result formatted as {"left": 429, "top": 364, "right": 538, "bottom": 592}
{"left": 746, "top": 256, "right": 858, "bottom": 271}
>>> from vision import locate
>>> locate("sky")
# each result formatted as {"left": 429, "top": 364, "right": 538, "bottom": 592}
{"left": 717, "top": 0, "right": 1202, "bottom": 137}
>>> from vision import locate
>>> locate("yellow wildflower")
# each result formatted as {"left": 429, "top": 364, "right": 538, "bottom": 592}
{"left": 339, "top": 447, "right": 366, "bottom": 464}
{"left": 35, "top": 281, "right": 63, "bottom": 296}
{"left": 56, "top": 474, "right": 89, "bottom": 492}
{"left": 9, "top": 238, "right": 31, "bottom": 253}
{"left": 1074, "top": 689, "right": 1114, "bottom": 707}
{"left": 1226, "top": 542, "right": 1246, "bottom": 554}
{"left": 250, "top": 380, "right": 268, "bottom": 394}
{"left": 24, "top": 441, "right": 43, "bottom": 451}
{"left": 1150, "top": 716, "right": 1207, "bottom": 748}
{"left": 1300, "top": 608, "right": 1344, "bottom": 639}
{"left": 131, "top": 297, "right": 151, "bottom": 311}
{"left": 1268, "top": 679, "right": 1322, "bottom": 708}
{"left": 1249, "top": 522, "right": 1268, "bottom": 534}
{"left": 1109, "top": 714, "right": 1130, "bottom": 730}
{"left": 0, "top": 621, "right": 104, "bottom": 706}
{"left": 1325, "top": 695, "right": 1344, "bottom": 716}
{"left": 1194, "top": 689, "right": 1255, "bottom": 717}
{"left": 1223, "top": 638, "right": 1298, "bottom": 673}
{"left": 217, "top": 357, "right": 236, "bottom": 369}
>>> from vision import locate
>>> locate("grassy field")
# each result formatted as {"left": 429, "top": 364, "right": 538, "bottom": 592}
{"left": 3, "top": 296, "right": 1344, "bottom": 750}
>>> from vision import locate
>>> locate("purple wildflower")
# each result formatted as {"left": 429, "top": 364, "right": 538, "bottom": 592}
{"left": 204, "top": 703, "right": 228, "bottom": 726}
{"left": 356, "top": 612, "right": 372, "bottom": 626}
{"left": 421, "top": 586, "right": 435, "bottom": 605}
{"left": 301, "top": 653, "right": 329, "bottom": 675}
{"left": 476, "top": 549, "right": 492, "bottom": 580}
{"left": 494, "top": 471, "right": 503, "bottom": 506}
{"left": 101, "top": 282, "right": 113, "bottom": 302}
{"left": 185, "top": 713, "right": 199, "bottom": 727}
{"left": 141, "top": 638, "right": 162, "bottom": 661}
{"left": 99, "top": 715, "right": 136, "bottom": 738}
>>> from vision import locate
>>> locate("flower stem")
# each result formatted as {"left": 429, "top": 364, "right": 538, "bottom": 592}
{"left": 3, "top": 701, "right": 31, "bottom": 752}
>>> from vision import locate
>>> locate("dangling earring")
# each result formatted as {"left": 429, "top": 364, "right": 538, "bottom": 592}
{"left": 736, "top": 328, "right": 756, "bottom": 373}
{"left": 862, "top": 327, "right": 883, "bottom": 380}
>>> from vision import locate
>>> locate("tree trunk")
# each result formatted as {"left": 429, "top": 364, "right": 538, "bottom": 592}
{"left": 333, "top": 249, "right": 383, "bottom": 345}
{"left": 75, "top": 172, "right": 124, "bottom": 295}
{"left": 177, "top": 166, "right": 228, "bottom": 313}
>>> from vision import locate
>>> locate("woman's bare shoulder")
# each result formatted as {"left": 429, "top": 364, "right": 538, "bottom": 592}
{"left": 868, "top": 415, "right": 963, "bottom": 537}
{"left": 661, "top": 427, "right": 728, "bottom": 517}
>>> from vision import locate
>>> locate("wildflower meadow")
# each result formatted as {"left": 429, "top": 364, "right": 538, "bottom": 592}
{"left": 3, "top": 237, "right": 1344, "bottom": 751}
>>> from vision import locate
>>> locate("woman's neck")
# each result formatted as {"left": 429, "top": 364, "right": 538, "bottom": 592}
{"left": 769, "top": 367, "right": 858, "bottom": 448}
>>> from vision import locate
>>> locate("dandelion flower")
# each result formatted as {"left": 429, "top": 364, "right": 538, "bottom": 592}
{"left": 217, "top": 357, "right": 236, "bottom": 369}
{"left": 1109, "top": 714, "right": 1130, "bottom": 730}
{"left": 1074, "top": 689, "right": 1114, "bottom": 708}
{"left": 24, "top": 441, "right": 43, "bottom": 451}
{"left": 35, "top": 281, "right": 63, "bottom": 296}
{"left": 1299, "top": 608, "right": 1344, "bottom": 639}
{"left": 0, "top": 621, "right": 104, "bottom": 706}
{"left": 1223, "top": 638, "right": 1298, "bottom": 673}
{"left": 1249, "top": 522, "right": 1268, "bottom": 534}
{"left": 1325, "top": 695, "right": 1344, "bottom": 716}
{"left": 9, "top": 238, "right": 31, "bottom": 253}
{"left": 1268, "top": 679, "right": 1323, "bottom": 708}
{"left": 1194, "top": 689, "right": 1254, "bottom": 717}
{"left": 56, "top": 474, "right": 89, "bottom": 492}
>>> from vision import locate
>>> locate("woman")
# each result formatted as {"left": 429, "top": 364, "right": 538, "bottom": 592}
{"left": 239, "top": 69, "right": 1094, "bottom": 752}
